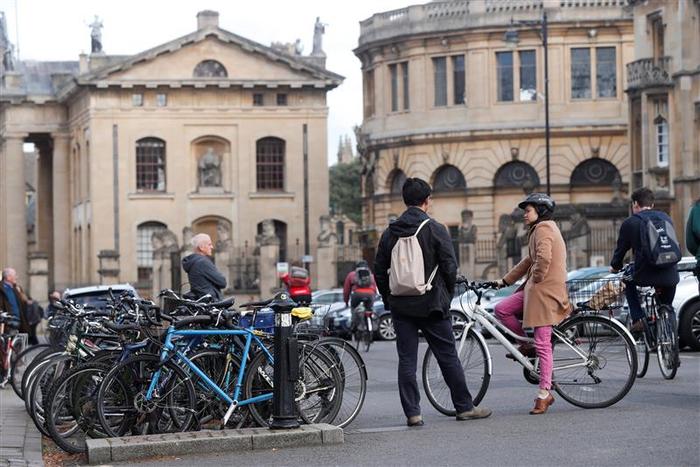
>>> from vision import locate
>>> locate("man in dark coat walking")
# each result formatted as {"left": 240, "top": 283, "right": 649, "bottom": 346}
{"left": 181, "top": 233, "right": 227, "bottom": 300}
{"left": 374, "top": 178, "right": 491, "bottom": 426}
{"left": 1, "top": 268, "right": 30, "bottom": 336}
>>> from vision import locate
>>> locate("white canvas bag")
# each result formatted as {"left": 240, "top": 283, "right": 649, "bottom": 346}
{"left": 389, "top": 218, "right": 438, "bottom": 296}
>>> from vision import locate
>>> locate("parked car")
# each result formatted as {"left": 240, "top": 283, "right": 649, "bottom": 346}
{"left": 675, "top": 258, "right": 700, "bottom": 350}
{"left": 62, "top": 283, "right": 139, "bottom": 309}
{"left": 310, "top": 290, "right": 395, "bottom": 340}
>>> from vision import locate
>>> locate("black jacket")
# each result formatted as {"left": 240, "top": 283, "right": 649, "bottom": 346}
{"left": 374, "top": 207, "right": 457, "bottom": 318}
{"left": 181, "top": 253, "right": 227, "bottom": 300}
{"left": 610, "top": 210, "right": 679, "bottom": 287}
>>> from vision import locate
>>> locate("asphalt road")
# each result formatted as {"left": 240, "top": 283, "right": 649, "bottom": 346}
{"left": 118, "top": 340, "right": 700, "bottom": 467}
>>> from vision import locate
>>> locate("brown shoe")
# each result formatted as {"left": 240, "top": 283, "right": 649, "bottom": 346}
{"left": 629, "top": 320, "right": 644, "bottom": 334}
{"left": 506, "top": 345, "right": 537, "bottom": 360}
{"left": 529, "top": 393, "right": 555, "bottom": 415}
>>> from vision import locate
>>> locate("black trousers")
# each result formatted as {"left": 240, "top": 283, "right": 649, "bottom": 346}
{"left": 392, "top": 311, "right": 473, "bottom": 417}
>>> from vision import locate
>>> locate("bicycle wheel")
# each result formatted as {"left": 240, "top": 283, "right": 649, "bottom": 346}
{"left": 10, "top": 343, "right": 52, "bottom": 398}
{"left": 26, "top": 354, "right": 74, "bottom": 437}
{"left": 656, "top": 306, "right": 679, "bottom": 380}
{"left": 21, "top": 348, "right": 64, "bottom": 399}
{"left": 44, "top": 362, "right": 110, "bottom": 454}
{"left": 96, "top": 354, "right": 197, "bottom": 437}
{"left": 187, "top": 349, "right": 250, "bottom": 429}
{"left": 306, "top": 337, "right": 367, "bottom": 428}
{"left": 552, "top": 314, "right": 637, "bottom": 409}
{"left": 422, "top": 327, "right": 491, "bottom": 416}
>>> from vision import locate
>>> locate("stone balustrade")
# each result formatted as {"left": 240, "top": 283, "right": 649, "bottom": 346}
{"left": 626, "top": 57, "right": 673, "bottom": 90}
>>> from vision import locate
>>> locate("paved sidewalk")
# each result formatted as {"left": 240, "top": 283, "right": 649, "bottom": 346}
{"left": 0, "top": 387, "right": 44, "bottom": 467}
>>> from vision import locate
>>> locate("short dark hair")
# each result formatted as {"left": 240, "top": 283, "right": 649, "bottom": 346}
{"left": 631, "top": 187, "right": 654, "bottom": 208}
{"left": 402, "top": 177, "right": 432, "bottom": 207}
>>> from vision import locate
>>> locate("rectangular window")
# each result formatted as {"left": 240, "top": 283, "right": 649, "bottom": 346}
{"left": 519, "top": 50, "right": 537, "bottom": 101}
{"left": 156, "top": 93, "right": 167, "bottom": 107}
{"left": 401, "top": 62, "right": 410, "bottom": 110}
{"left": 363, "top": 69, "right": 375, "bottom": 117}
{"left": 656, "top": 118, "right": 669, "bottom": 167}
{"left": 389, "top": 64, "right": 398, "bottom": 112}
{"left": 132, "top": 93, "right": 143, "bottom": 107}
{"left": 433, "top": 57, "right": 447, "bottom": 107}
{"left": 596, "top": 47, "right": 617, "bottom": 98}
{"left": 253, "top": 93, "right": 264, "bottom": 106}
{"left": 452, "top": 55, "right": 465, "bottom": 105}
{"left": 276, "top": 93, "right": 288, "bottom": 106}
{"left": 496, "top": 52, "right": 514, "bottom": 102}
{"left": 571, "top": 48, "right": 591, "bottom": 99}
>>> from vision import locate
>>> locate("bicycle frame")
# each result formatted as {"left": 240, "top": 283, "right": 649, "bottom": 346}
{"left": 147, "top": 326, "right": 274, "bottom": 423}
{"left": 457, "top": 296, "right": 594, "bottom": 378}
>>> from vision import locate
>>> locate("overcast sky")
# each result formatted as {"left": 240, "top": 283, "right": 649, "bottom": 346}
{"left": 0, "top": 0, "right": 411, "bottom": 164}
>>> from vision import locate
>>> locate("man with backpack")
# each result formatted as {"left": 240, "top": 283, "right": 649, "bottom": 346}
{"left": 374, "top": 177, "right": 491, "bottom": 427}
{"left": 343, "top": 260, "right": 377, "bottom": 310}
{"left": 610, "top": 187, "right": 681, "bottom": 332}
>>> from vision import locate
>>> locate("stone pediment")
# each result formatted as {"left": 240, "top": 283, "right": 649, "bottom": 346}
{"left": 78, "top": 28, "right": 343, "bottom": 88}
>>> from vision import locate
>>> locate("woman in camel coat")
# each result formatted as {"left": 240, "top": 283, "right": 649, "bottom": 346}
{"left": 495, "top": 193, "right": 571, "bottom": 415}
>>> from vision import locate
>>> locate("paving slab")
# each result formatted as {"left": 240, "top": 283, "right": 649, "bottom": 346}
{"left": 0, "top": 387, "right": 44, "bottom": 467}
{"left": 86, "top": 424, "right": 343, "bottom": 465}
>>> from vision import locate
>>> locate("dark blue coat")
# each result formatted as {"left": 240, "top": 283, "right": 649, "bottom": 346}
{"left": 374, "top": 207, "right": 457, "bottom": 318}
{"left": 181, "top": 253, "right": 227, "bottom": 300}
{"left": 610, "top": 210, "right": 679, "bottom": 287}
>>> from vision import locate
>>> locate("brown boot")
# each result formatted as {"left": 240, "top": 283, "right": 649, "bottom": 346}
{"left": 529, "top": 393, "right": 554, "bottom": 415}
{"left": 506, "top": 344, "right": 537, "bottom": 360}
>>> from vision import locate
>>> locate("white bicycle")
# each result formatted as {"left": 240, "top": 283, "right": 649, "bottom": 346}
{"left": 422, "top": 279, "right": 638, "bottom": 412}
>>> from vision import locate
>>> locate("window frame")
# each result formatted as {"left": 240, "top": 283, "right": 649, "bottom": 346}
{"left": 256, "top": 137, "right": 286, "bottom": 192}
{"left": 389, "top": 63, "right": 399, "bottom": 112}
{"left": 155, "top": 93, "right": 167, "bottom": 107}
{"left": 401, "top": 62, "right": 410, "bottom": 111}
{"left": 518, "top": 50, "right": 537, "bottom": 102}
{"left": 570, "top": 46, "right": 618, "bottom": 101}
{"left": 432, "top": 56, "right": 448, "bottom": 107}
{"left": 135, "top": 137, "right": 166, "bottom": 192}
{"left": 136, "top": 221, "right": 167, "bottom": 287}
{"left": 452, "top": 55, "right": 465, "bottom": 105}
{"left": 253, "top": 93, "right": 264, "bottom": 106}
{"left": 595, "top": 47, "right": 617, "bottom": 99}
{"left": 363, "top": 69, "right": 376, "bottom": 118}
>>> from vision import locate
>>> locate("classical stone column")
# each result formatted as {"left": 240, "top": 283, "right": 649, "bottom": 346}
{"left": 35, "top": 141, "right": 54, "bottom": 254}
{"left": 315, "top": 242, "right": 338, "bottom": 290}
{"left": 28, "top": 252, "right": 49, "bottom": 307}
{"left": 458, "top": 243, "right": 476, "bottom": 281}
{"left": 258, "top": 242, "right": 280, "bottom": 296}
{"left": 52, "top": 134, "right": 71, "bottom": 289}
{"left": 0, "top": 135, "right": 28, "bottom": 282}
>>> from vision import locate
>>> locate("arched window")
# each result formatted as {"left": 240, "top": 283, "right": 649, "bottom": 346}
{"left": 387, "top": 169, "right": 407, "bottom": 195}
{"left": 655, "top": 116, "right": 669, "bottom": 167}
{"left": 433, "top": 165, "right": 466, "bottom": 192}
{"left": 570, "top": 158, "right": 621, "bottom": 187}
{"left": 136, "top": 221, "right": 167, "bottom": 286}
{"left": 136, "top": 137, "right": 166, "bottom": 191}
{"left": 256, "top": 137, "right": 285, "bottom": 191}
{"left": 494, "top": 161, "right": 540, "bottom": 189}
{"left": 193, "top": 60, "right": 228, "bottom": 78}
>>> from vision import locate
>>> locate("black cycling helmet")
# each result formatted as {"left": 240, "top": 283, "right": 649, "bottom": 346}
{"left": 355, "top": 260, "right": 369, "bottom": 269}
{"left": 518, "top": 193, "right": 556, "bottom": 217}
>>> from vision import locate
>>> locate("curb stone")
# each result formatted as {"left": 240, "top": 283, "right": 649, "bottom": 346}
{"left": 86, "top": 424, "right": 343, "bottom": 464}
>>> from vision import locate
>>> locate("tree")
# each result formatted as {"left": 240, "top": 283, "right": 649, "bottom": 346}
{"left": 329, "top": 158, "right": 362, "bottom": 225}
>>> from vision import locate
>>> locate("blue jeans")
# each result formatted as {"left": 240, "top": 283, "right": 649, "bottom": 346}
{"left": 624, "top": 281, "right": 676, "bottom": 322}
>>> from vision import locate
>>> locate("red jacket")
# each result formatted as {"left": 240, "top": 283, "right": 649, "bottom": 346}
{"left": 281, "top": 272, "right": 311, "bottom": 298}
{"left": 343, "top": 271, "right": 377, "bottom": 305}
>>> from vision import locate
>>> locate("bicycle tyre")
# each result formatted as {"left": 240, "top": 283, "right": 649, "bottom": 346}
{"left": 10, "top": 343, "right": 52, "bottom": 398}
{"left": 26, "top": 354, "right": 74, "bottom": 437}
{"left": 552, "top": 314, "right": 637, "bottom": 409}
{"left": 305, "top": 337, "right": 367, "bottom": 428}
{"left": 656, "top": 306, "right": 679, "bottom": 380}
{"left": 44, "top": 362, "right": 111, "bottom": 454}
{"left": 96, "top": 354, "right": 197, "bottom": 437}
{"left": 21, "top": 348, "right": 64, "bottom": 399}
{"left": 422, "top": 327, "right": 491, "bottom": 416}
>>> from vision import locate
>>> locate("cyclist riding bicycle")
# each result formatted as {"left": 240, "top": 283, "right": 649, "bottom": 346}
{"left": 610, "top": 188, "right": 680, "bottom": 334}
{"left": 343, "top": 260, "right": 377, "bottom": 331}
{"left": 281, "top": 263, "right": 312, "bottom": 305}
{"left": 494, "top": 193, "right": 571, "bottom": 415}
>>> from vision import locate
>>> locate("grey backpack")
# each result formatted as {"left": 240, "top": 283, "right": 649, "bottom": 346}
{"left": 389, "top": 218, "right": 438, "bottom": 296}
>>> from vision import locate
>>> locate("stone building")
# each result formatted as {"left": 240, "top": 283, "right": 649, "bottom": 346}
{"left": 0, "top": 11, "right": 342, "bottom": 298}
{"left": 355, "top": 0, "right": 636, "bottom": 278}
{"left": 626, "top": 0, "right": 700, "bottom": 241}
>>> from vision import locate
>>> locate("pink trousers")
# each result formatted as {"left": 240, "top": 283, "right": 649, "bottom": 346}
{"left": 494, "top": 290, "right": 553, "bottom": 390}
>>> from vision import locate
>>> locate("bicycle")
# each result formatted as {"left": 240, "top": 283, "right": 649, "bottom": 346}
{"left": 96, "top": 295, "right": 343, "bottom": 436}
{"left": 422, "top": 279, "right": 638, "bottom": 414}
{"left": 351, "top": 303, "right": 376, "bottom": 353}
{"left": 626, "top": 283, "right": 680, "bottom": 380}
{"left": 0, "top": 312, "right": 27, "bottom": 388}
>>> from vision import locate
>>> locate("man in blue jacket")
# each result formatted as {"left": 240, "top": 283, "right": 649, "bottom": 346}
{"left": 374, "top": 177, "right": 491, "bottom": 427}
{"left": 182, "top": 233, "right": 227, "bottom": 300}
{"left": 610, "top": 188, "right": 679, "bottom": 332}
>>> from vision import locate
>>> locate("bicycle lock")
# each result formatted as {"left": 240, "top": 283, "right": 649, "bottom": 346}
{"left": 268, "top": 292, "right": 300, "bottom": 429}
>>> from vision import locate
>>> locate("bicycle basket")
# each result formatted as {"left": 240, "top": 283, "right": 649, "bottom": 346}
{"left": 567, "top": 278, "right": 626, "bottom": 311}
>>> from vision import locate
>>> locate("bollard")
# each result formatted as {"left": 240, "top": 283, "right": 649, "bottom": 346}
{"left": 268, "top": 292, "right": 300, "bottom": 430}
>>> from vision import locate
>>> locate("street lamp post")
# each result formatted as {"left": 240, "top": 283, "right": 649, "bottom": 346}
{"left": 504, "top": 11, "right": 551, "bottom": 196}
